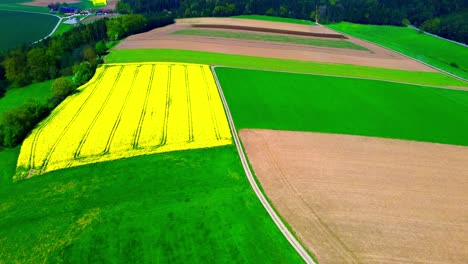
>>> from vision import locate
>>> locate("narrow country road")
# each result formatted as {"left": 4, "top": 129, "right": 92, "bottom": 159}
{"left": 210, "top": 66, "right": 316, "bottom": 264}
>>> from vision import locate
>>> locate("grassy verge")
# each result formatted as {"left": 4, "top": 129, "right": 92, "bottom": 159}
{"left": 0, "top": 145, "right": 302, "bottom": 263}
{"left": 172, "top": 29, "right": 367, "bottom": 50}
{"left": 106, "top": 49, "right": 467, "bottom": 87}
{"left": 216, "top": 67, "right": 468, "bottom": 146}
{"left": 52, "top": 22, "right": 75, "bottom": 36}
{"left": 328, "top": 22, "right": 468, "bottom": 80}
{"left": 0, "top": 9, "right": 59, "bottom": 50}
{"left": 0, "top": 79, "right": 54, "bottom": 116}
{"left": 232, "top": 15, "right": 314, "bottom": 25}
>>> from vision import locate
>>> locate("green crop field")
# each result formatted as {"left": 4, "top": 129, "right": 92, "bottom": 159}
{"left": 0, "top": 10, "right": 58, "bottom": 50}
{"left": 106, "top": 49, "right": 467, "bottom": 88}
{"left": 216, "top": 67, "right": 468, "bottom": 146}
{"left": 0, "top": 79, "right": 53, "bottom": 116}
{"left": 232, "top": 15, "right": 314, "bottom": 25}
{"left": 173, "top": 29, "right": 367, "bottom": 50}
{"left": 328, "top": 22, "right": 468, "bottom": 80}
{"left": 0, "top": 144, "right": 302, "bottom": 263}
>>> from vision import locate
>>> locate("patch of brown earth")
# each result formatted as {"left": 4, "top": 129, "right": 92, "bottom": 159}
{"left": 116, "top": 18, "right": 435, "bottom": 72}
{"left": 24, "top": 0, "right": 79, "bottom": 6}
{"left": 240, "top": 129, "right": 468, "bottom": 264}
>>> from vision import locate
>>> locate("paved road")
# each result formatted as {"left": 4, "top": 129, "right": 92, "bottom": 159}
{"left": 210, "top": 66, "right": 316, "bottom": 264}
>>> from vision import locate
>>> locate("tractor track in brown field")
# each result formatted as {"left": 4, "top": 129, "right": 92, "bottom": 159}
{"left": 240, "top": 129, "right": 468, "bottom": 263}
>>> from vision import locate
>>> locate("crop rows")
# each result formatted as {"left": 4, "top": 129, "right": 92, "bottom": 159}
{"left": 16, "top": 63, "right": 232, "bottom": 179}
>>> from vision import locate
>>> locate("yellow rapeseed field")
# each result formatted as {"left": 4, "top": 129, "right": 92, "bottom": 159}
{"left": 92, "top": 0, "right": 107, "bottom": 6}
{"left": 16, "top": 63, "right": 232, "bottom": 179}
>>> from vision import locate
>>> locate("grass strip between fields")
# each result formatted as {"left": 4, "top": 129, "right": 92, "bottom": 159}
{"left": 172, "top": 29, "right": 367, "bottom": 50}
{"left": 216, "top": 67, "right": 468, "bottom": 146}
{"left": 106, "top": 49, "right": 467, "bottom": 87}
{"left": 328, "top": 22, "right": 468, "bottom": 80}
{"left": 231, "top": 15, "right": 314, "bottom": 25}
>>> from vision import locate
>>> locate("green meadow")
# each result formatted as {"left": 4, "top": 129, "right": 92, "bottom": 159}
{"left": 0, "top": 79, "right": 54, "bottom": 115}
{"left": 328, "top": 22, "right": 468, "bottom": 80}
{"left": 106, "top": 49, "right": 466, "bottom": 87}
{"left": 0, "top": 144, "right": 302, "bottom": 263}
{"left": 0, "top": 10, "right": 58, "bottom": 50}
{"left": 216, "top": 67, "right": 468, "bottom": 146}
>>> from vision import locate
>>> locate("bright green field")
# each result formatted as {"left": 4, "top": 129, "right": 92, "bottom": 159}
{"left": 106, "top": 49, "right": 467, "bottom": 87}
{"left": 216, "top": 67, "right": 468, "bottom": 146}
{"left": 328, "top": 22, "right": 468, "bottom": 80}
{"left": 0, "top": 145, "right": 302, "bottom": 263}
{"left": 173, "top": 29, "right": 367, "bottom": 50}
{"left": 0, "top": 10, "right": 58, "bottom": 50}
{"left": 232, "top": 15, "right": 314, "bottom": 25}
{"left": 0, "top": 79, "right": 53, "bottom": 117}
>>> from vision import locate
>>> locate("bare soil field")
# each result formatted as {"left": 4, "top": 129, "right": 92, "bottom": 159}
{"left": 116, "top": 17, "right": 436, "bottom": 72}
{"left": 25, "top": 0, "right": 79, "bottom": 6}
{"left": 240, "top": 129, "right": 468, "bottom": 264}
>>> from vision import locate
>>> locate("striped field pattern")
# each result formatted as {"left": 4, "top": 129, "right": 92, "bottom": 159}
{"left": 16, "top": 63, "right": 232, "bottom": 179}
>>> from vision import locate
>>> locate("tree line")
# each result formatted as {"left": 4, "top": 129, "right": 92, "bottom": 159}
{"left": 116, "top": 0, "right": 467, "bottom": 44}
{"left": 0, "top": 14, "right": 174, "bottom": 148}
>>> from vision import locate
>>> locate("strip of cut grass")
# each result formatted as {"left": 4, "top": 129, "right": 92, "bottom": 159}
{"left": 0, "top": 145, "right": 302, "bottom": 263}
{"left": 172, "top": 29, "right": 367, "bottom": 50}
{"left": 106, "top": 49, "right": 467, "bottom": 87}
{"left": 0, "top": 10, "right": 58, "bottom": 50}
{"left": 52, "top": 22, "right": 75, "bottom": 36}
{"left": 232, "top": 15, "right": 314, "bottom": 25}
{"left": 328, "top": 22, "right": 468, "bottom": 80}
{"left": 216, "top": 67, "right": 468, "bottom": 146}
{"left": 0, "top": 79, "right": 54, "bottom": 116}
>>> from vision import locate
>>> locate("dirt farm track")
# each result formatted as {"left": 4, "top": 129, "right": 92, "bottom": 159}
{"left": 116, "top": 18, "right": 436, "bottom": 72}
{"left": 240, "top": 129, "right": 468, "bottom": 263}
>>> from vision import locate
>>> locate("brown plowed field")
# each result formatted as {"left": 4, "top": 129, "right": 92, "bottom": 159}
{"left": 191, "top": 24, "right": 347, "bottom": 39}
{"left": 240, "top": 129, "right": 468, "bottom": 264}
{"left": 24, "top": 0, "right": 79, "bottom": 6}
{"left": 116, "top": 17, "right": 436, "bottom": 72}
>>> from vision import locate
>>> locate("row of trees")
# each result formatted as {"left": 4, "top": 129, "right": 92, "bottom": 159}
{"left": 116, "top": 0, "right": 467, "bottom": 44}
{"left": 0, "top": 14, "right": 174, "bottom": 147}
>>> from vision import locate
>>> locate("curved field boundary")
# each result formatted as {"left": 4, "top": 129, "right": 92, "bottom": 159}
{"left": 159, "top": 65, "right": 172, "bottom": 146}
{"left": 184, "top": 65, "right": 194, "bottom": 142}
{"left": 201, "top": 65, "right": 221, "bottom": 140}
{"left": 103, "top": 66, "right": 141, "bottom": 154}
{"left": 28, "top": 67, "right": 108, "bottom": 172}
{"left": 133, "top": 65, "right": 156, "bottom": 149}
{"left": 41, "top": 67, "right": 116, "bottom": 171}
{"left": 210, "top": 66, "right": 316, "bottom": 264}
{"left": 191, "top": 24, "right": 346, "bottom": 39}
{"left": 73, "top": 66, "right": 124, "bottom": 158}
{"left": 0, "top": 8, "right": 62, "bottom": 43}
{"left": 324, "top": 24, "right": 468, "bottom": 83}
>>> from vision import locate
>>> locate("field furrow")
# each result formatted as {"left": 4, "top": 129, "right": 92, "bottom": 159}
{"left": 72, "top": 66, "right": 124, "bottom": 159}
{"left": 188, "top": 65, "right": 219, "bottom": 142}
{"left": 79, "top": 65, "right": 138, "bottom": 157}
{"left": 46, "top": 66, "right": 122, "bottom": 172}
{"left": 103, "top": 66, "right": 141, "bottom": 154}
{"left": 133, "top": 65, "right": 156, "bottom": 149}
{"left": 165, "top": 64, "right": 190, "bottom": 146}
{"left": 108, "top": 65, "right": 152, "bottom": 153}
{"left": 138, "top": 64, "right": 168, "bottom": 148}
{"left": 16, "top": 62, "right": 232, "bottom": 178}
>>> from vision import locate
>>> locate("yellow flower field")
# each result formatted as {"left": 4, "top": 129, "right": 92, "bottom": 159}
{"left": 92, "top": 0, "right": 107, "bottom": 6}
{"left": 16, "top": 63, "right": 232, "bottom": 179}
